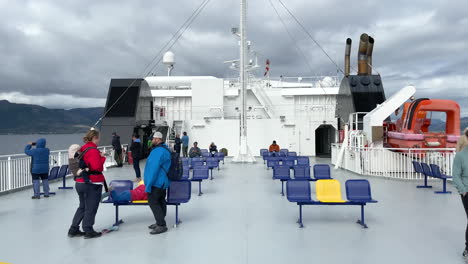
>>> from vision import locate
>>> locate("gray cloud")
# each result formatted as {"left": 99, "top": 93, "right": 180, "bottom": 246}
{"left": 0, "top": 0, "right": 466, "bottom": 115}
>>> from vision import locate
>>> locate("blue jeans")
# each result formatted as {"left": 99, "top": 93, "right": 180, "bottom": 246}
{"left": 32, "top": 173, "right": 49, "bottom": 196}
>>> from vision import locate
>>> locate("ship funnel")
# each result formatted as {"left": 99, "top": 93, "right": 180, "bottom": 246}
{"left": 358, "top": 33, "right": 369, "bottom": 75}
{"left": 344, "top": 38, "right": 352, "bottom": 76}
{"left": 366, "top": 36, "right": 374, "bottom": 75}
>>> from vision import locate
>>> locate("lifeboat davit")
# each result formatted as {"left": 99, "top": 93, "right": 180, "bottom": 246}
{"left": 385, "top": 99, "right": 460, "bottom": 149}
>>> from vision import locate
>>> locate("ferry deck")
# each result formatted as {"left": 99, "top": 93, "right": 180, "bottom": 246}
{"left": 0, "top": 157, "right": 465, "bottom": 264}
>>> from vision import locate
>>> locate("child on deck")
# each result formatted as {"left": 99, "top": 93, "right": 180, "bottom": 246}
{"left": 102, "top": 181, "right": 148, "bottom": 202}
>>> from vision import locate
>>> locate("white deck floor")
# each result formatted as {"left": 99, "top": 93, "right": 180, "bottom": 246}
{"left": 0, "top": 157, "right": 466, "bottom": 264}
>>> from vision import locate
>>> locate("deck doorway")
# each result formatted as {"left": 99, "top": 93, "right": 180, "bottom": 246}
{"left": 315, "top": 125, "right": 335, "bottom": 157}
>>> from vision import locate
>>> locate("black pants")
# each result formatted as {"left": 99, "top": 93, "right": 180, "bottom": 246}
{"left": 182, "top": 146, "right": 188, "bottom": 157}
{"left": 462, "top": 194, "right": 468, "bottom": 250}
{"left": 148, "top": 187, "right": 167, "bottom": 227}
{"left": 70, "top": 183, "right": 102, "bottom": 233}
{"left": 133, "top": 159, "right": 141, "bottom": 178}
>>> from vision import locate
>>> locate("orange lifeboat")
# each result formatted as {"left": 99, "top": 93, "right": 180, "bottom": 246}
{"left": 386, "top": 99, "right": 460, "bottom": 149}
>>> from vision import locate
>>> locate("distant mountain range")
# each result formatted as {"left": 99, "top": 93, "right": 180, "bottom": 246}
{"left": 0, "top": 99, "right": 466, "bottom": 134}
{"left": 0, "top": 100, "right": 104, "bottom": 134}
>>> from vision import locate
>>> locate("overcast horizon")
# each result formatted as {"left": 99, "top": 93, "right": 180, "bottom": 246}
{"left": 0, "top": 0, "right": 467, "bottom": 115}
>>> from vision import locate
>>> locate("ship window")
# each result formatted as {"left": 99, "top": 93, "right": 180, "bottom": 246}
{"left": 423, "top": 111, "right": 447, "bottom": 133}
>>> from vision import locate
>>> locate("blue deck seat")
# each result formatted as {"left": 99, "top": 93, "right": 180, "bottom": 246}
{"left": 286, "top": 180, "right": 313, "bottom": 203}
{"left": 182, "top": 167, "right": 190, "bottom": 180}
{"left": 260, "top": 149, "right": 268, "bottom": 157}
{"left": 182, "top": 157, "right": 191, "bottom": 168}
{"left": 192, "top": 165, "right": 209, "bottom": 196}
{"left": 313, "top": 164, "right": 332, "bottom": 180}
{"left": 283, "top": 157, "right": 296, "bottom": 168}
{"left": 48, "top": 166, "right": 60, "bottom": 180}
{"left": 267, "top": 158, "right": 280, "bottom": 170}
{"left": 273, "top": 165, "right": 291, "bottom": 196}
{"left": 296, "top": 156, "right": 310, "bottom": 166}
{"left": 192, "top": 160, "right": 205, "bottom": 167}
{"left": 345, "top": 180, "right": 377, "bottom": 203}
{"left": 287, "top": 152, "right": 297, "bottom": 157}
{"left": 202, "top": 152, "right": 211, "bottom": 158}
{"left": 200, "top": 149, "right": 209, "bottom": 153}
{"left": 414, "top": 161, "right": 432, "bottom": 189}
{"left": 206, "top": 157, "right": 219, "bottom": 180}
{"left": 293, "top": 165, "right": 311, "bottom": 180}
{"left": 279, "top": 149, "right": 289, "bottom": 156}
{"left": 215, "top": 152, "right": 225, "bottom": 164}
{"left": 429, "top": 164, "right": 452, "bottom": 194}
{"left": 167, "top": 180, "right": 191, "bottom": 204}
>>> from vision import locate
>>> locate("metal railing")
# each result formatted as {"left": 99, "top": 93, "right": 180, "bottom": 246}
{"left": 0, "top": 144, "right": 127, "bottom": 194}
{"left": 331, "top": 144, "right": 456, "bottom": 180}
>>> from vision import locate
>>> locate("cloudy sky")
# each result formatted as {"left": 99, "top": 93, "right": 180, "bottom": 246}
{"left": 1, "top": 0, "right": 467, "bottom": 115}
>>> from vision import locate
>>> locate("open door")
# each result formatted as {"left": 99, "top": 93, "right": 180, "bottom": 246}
{"left": 315, "top": 125, "right": 336, "bottom": 157}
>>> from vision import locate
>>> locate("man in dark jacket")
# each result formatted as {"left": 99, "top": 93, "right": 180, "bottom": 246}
{"left": 112, "top": 132, "right": 123, "bottom": 167}
{"left": 25, "top": 138, "right": 50, "bottom": 199}
{"left": 130, "top": 134, "right": 142, "bottom": 182}
{"left": 174, "top": 134, "right": 182, "bottom": 156}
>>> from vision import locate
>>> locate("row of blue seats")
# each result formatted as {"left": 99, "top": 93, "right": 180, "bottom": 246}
{"left": 260, "top": 148, "right": 295, "bottom": 157}
{"left": 266, "top": 156, "right": 310, "bottom": 169}
{"left": 104, "top": 180, "right": 191, "bottom": 228}
{"left": 264, "top": 156, "right": 378, "bottom": 229}
{"left": 286, "top": 179, "right": 378, "bottom": 228}
{"left": 412, "top": 161, "right": 452, "bottom": 194}
{"left": 39, "top": 165, "right": 72, "bottom": 196}
{"left": 182, "top": 157, "right": 222, "bottom": 170}
{"left": 272, "top": 164, "right": 332, "bottom": 195}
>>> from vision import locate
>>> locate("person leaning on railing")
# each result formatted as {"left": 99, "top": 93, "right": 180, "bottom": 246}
{"left": 68, "top": 130, "right": 107, "bottom": 239}
{"left": 457, "top": 128, "right": 468, "bottom": 152}
{"left": 452, "top": 129, "right": 468, "bottom": 260}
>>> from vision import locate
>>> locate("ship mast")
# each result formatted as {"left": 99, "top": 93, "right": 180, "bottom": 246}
{"left": 233, "top": 0, "right": 255, "bottom": 163}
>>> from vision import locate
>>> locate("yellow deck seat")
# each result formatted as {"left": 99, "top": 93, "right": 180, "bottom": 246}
{"left": 132, "top": 200, "right": 149, "bottom": 204}
{"left": 316, "top": 179, "right": 346, "bottom": 203}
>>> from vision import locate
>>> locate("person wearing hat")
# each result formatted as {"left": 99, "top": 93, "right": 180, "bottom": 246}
{"left": 24, "top": 138, "right": 50, "bottom": 199}
{"left": 144, "top": 131, "right": 171, "bottom": 234}
{"left": 111, "top": 132, "right": 123, "bottom": 167}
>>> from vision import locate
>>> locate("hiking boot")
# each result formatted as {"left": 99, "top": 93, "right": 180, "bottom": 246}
{"left": 84, "top": 231, "right": 102, "bottom": 239}
{"left": 148, "top": 223, "right": 158, "bottom": 229}
{"left": 150, "top": 225, "right": 168, "bottom": 235}
{"left": 68, "top": 230, "right": 85, "bottom": 238}
{"left": 31, "top": 196, "right": 40, "bottom": 199}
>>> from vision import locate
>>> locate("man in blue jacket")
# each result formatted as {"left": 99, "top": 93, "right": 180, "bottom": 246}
{"left": 24, "top": 138, "right": 50, "bottom": 199}
{"left": 144, "top": 131, "right": 171, "bottom": 234}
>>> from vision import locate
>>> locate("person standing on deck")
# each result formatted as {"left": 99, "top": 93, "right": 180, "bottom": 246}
{"left": 174, "top": 134, "right": 182, "bottom": 157}
{"left": 24, "top": 138, "right": 50, "bottom": 199}
{"left": 68, "top": 130, "right": 106, "bottom": 239}
{"left": 144, "top": 132, "right": 171, "bottom": 235}
{"left": 452, "top": 129, "right": 468, "bottom": 260}
{"left": 112, "top": 132, "right": 123, "bottom": 167}
{"left": 181, "top": 132, "right": 189, "bottom": 157}
{"left": 130, "top": 134, "right": 142, "bottom": 182}
{"left": 457, "top": 128, "right": 468, "bottom": 152}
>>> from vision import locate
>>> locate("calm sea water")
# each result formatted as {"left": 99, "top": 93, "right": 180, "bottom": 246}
{"left": 0, "top": 134, "right": 85, "bottom": 156}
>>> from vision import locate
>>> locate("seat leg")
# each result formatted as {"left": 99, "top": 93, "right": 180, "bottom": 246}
{"left": 435, "top": 179, "right": 452, "bottom": 194}
{"left": 417, "top": 174, "right": 432, "bottom": 188}
{"left": 281, "top": 181, "right": 285, "bottom": 196}
{"left": 58, "top": 176, "right": 73, "bottom": 190}
{"left": 114, "top": 205, "right": 124, "bottom": 226}
{"left": 298, "top": 204, "right": 304, "bottom": 228}
{"left": 356, "top": 204, "right": 368, "bottom": 228}
{"left": 210, "top": 169, "right": 213, "bottom": 180}
{"left": 174, "top": 205, "right": 182, "bottom": 228}
{"left": 198, "top": 181, "right": 203, "bottom": 196}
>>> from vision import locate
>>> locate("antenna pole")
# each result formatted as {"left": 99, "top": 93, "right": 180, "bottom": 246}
{"left": 233, "top": 0, "right": 255, "bottom": 162}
